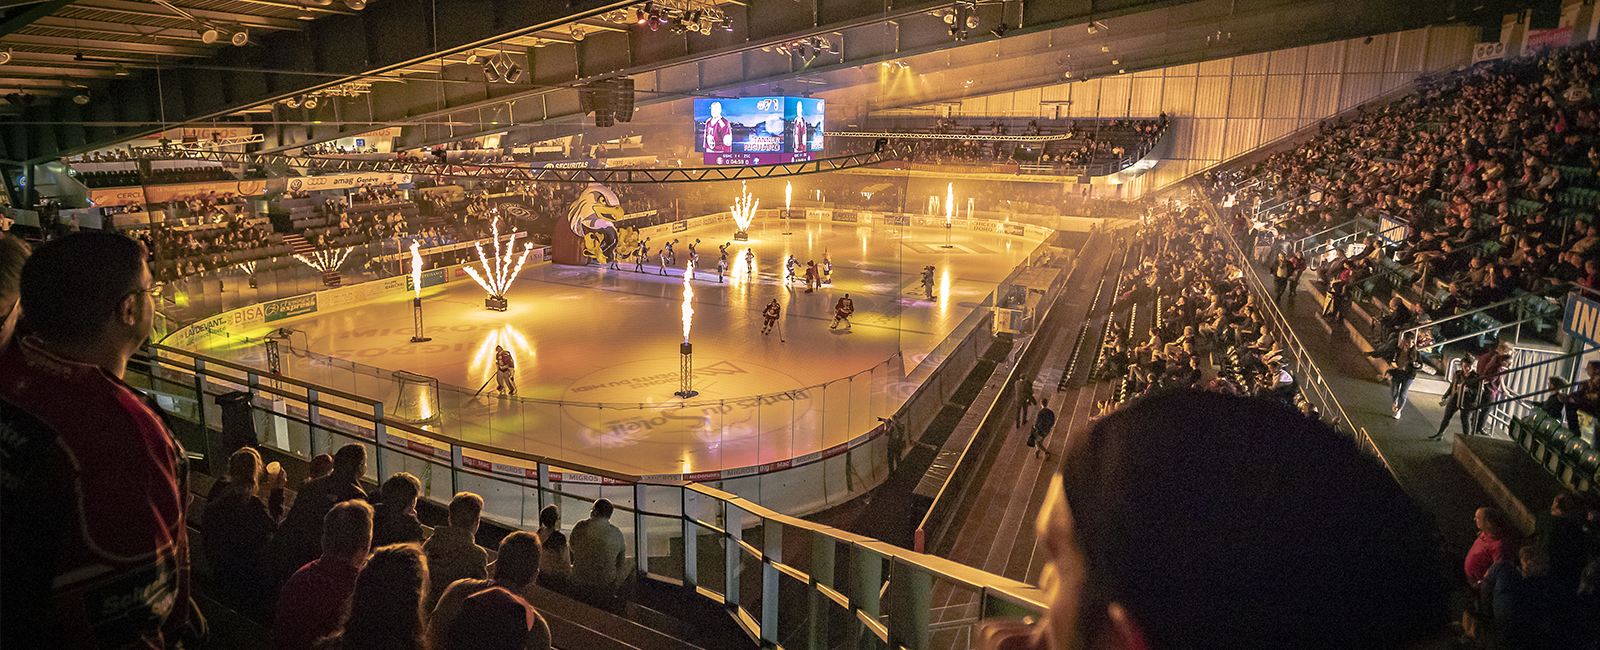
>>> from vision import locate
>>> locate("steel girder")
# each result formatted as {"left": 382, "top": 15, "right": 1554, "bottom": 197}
{"left": 128, "top": 141, "right": 913, "bottom": 183}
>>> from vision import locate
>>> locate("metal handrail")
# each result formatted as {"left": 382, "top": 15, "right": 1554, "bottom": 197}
{"left": 1461, "top": 344, "right": 1600, "bottom": 414}
{"left": 1422, "top": 317, "right": 1539, "bottom": 351}
{"left": 1290, "top": 219, "right": 1362, "bottom": 251}
{"left": 1399, "top": 296, "right": 1532, "bottom": 339}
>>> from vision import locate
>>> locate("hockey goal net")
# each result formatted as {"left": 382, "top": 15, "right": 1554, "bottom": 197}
{"left": 389, "top": 370, "right": 441, "bottom": 424}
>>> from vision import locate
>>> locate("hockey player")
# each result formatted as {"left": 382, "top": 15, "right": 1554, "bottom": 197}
{"left": 830, "top": 293, "right": 855, "bottom": 331}
{"left": 804, "top": 260, "right": 819, "bottom": 293}
{"left": 716, "top": 242, "right": 731, "bottom": 283}
{"left": 822, "top": 252, "right": 833, "bottom": 284}
{"left": 635, "top": 238, "right": 651, "bottom": 273}
{"left": 921, "top": 265, "right": 937, "bottom": 299}
{"left": 494, "top": 345, "right": 517, "bottom": 396}
{"left": 761, "top": 298, "right": 781, "bottom": 335}
{"left": 785, "top": 255, "right": 800, "bottom": 284}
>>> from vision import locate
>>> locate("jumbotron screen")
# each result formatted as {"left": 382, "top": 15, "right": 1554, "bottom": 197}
{"left": 694, "top": 96, "right": 823, "bottom": 164}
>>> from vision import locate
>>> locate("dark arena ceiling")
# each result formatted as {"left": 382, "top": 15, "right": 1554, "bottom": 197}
{"left": 0, "top": 0, "right": 1523, "bottom": 164}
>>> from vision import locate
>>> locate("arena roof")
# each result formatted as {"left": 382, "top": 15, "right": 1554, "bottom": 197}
{"left": 0, "top": 0, "right": 1519, "bottom": 164}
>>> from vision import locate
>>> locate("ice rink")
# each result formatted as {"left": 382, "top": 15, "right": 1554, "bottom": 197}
{"left": 188, "top": 217, "right": 1046, "bottom": 476}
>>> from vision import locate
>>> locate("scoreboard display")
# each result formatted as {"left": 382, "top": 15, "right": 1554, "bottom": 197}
{"left": 694, "top": 96, "right": 824, "bottom": 165}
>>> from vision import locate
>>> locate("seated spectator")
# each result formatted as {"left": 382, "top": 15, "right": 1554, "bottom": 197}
{"left": 272, "top": 444, "right": 368, "bottom": 588}
{"left": 570, "top": 498, "right": 629, "bottom": 611}
{"left": 271, "top": 500, "right": 373, "bottom": 650}
{"left": 0, "top": 232, "right": 203, "bottom": 648}
{"left": 1476, "top": 545, "right": 1576, "bottom": 650}
{"left": 424, "top": 492, "right": 489, "bottom": 612}
{"left": 204, "top": 447, "right": 287, "bottom": 619}
{"left": 313, "top": 543, "right": 429, "bottom": 650}
{"left": 980, "top": 389, "right": 1448, "bottom": 650}
{"left": 429, "top": 532, "right": 552, "bottom": 650}
{"left": 443, "top": 587, "right": 547, "bottom": 650}
{"left": 535, "top": 504, "right": 573, "bottom": 592}
{"left": 372, "top": 472, "right": 427, "bottom": 548}
{"left": 1466, "top": 506, "right": 1523, "bottom": 590}
{"left": 1535, "top": 493, "right": 1593, "bottom": 582}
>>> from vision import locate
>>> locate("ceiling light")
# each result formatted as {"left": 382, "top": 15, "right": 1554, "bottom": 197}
{"left": 199, "top": 26, "right": 222, "bottom": 44}
{"left": 700, "top": 23, "right": 711, "bottom": 35}
{"left": 304, "top": 96, "right": 318, "bottom": 109}
{"left": 571, "top": 25, "right": 585, "bottom": 41}
{"left": 344, "top": 0, "right": 365, "bottom": 9}
{"left": 0, "top": 48, "right": 11, "bottom": 65}
{"left": 466, "top": 52, "right": 480, "bottom": 64}
{"left": 231, "top": 29, "right": 249, "bottom": 46}
{"left": 285, "top": 97, "right": 301, "bottom": 108}
{"left": 943, "top": 12, "right": 956, "bottom": 24}
{"left": 966, "top": 15, "right": 978, "bottom": 29}
{"left": 73, "top": 90, "right": 90, "bottom": 105}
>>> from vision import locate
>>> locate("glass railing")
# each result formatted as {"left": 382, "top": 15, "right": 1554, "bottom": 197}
{"left": 126, "top": 344, "right": 1046, "bottom": 650}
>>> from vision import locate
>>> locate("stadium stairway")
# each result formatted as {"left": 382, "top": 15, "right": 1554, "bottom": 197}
{"left": 282, "top": 232, "right": 343, "bottom": 287}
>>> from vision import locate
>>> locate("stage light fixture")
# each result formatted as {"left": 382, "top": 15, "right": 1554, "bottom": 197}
{"left": 943, "top": 11, "right": 956, "bottom": 24}
{"left": 966, "top": 15, "right": 978, "bottom": 29}
{"left": 113, "top": 64, "right": 130, "bottom": 76}
{"left": 991, "top": 23, "right": 1008, "bottom": 38}
{"left": 344, "top": 0, "right": 365, "bottom": 9}
{"left": 304, "top": 95, "right": 318, "bottom": 109}
{"left": 72, "top": 89, "right": 90, "bottom": 105}
{"left": 0, "top": 48, "right": 11, "bottom": 65}
{"left": 571, "top": 25, "right": 586, "bottom": 40}
{"left": 636, "top": 8, "right": 648, "bottom": 24}
{"left": 305, "top": 0, "right": 333, "bottom": 6}
{"left": 285, "top": 96, "right": 301, "bottom": 108}
{"left": 200, "top": 25, "right": 222, "bottom": 44}
{"left": 231, "top": 28, "right": 249, "bottom": 46}
{"left": 700, "top": 23, "right": 711, "bottom": 35}
{"left": 466, "top": 52, "right": 480, "bottom": 64}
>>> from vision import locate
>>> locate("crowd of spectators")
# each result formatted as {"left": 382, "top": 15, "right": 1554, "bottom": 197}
{"left": 879, "top": 115, "right": 1169, "bottom": 171}
{"left": 140, "top": 215, "right": 275, "bottom": 281}
{"left": 1090, "top": 205, "right": 1300, "bottom": 411}
{"left": 1220, "top": 41, "right": 1600, "bottom": 341}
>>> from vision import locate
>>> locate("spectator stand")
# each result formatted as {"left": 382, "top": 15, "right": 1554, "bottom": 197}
{"left": 855, "top": 114, "right": 1170, "bottom": 178}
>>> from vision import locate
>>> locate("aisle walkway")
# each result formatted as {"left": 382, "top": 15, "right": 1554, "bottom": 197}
{"left": 1259, "top": 254, "right": 1495, "bottom": 555}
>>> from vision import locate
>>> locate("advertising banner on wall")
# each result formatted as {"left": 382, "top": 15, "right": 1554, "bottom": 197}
{"left": 285, "top": 172, "right": 413, "bottom": 194}
{"left": 264, "top": 294, "right": 319, "bottom": 322}
{"left": 88, "top": 186, "right": 146, "bottom": 208}
{"left": 1524, "top": 27, "right": 1572, "bottom": 54}
{"left": 143, "top": 180, "right": 268, "bottom": 204}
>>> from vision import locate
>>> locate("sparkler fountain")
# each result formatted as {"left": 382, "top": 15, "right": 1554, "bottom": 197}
{"left": 941, "top": 182, "right": 955, "bottom": 248}
{"left": 675, "top": 260, "right": 699, "bottom": 399}
{"left": 732, "top": 181, "right": 758, "bottom": 241}
{"left": 781, "top": 180, "right": 793, "bottom": 235}
{"left": 463, "top": 217, "right": 534, "bottom": 311}
{"left": 408, "top": 241, "right": 432, "bottom": 343}
{"left": 293, "top": 245, "right": 355, "bottom": 286}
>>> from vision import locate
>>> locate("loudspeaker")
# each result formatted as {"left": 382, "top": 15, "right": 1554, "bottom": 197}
{"left": 613, "top": 78, "right": 635, "bottom": 122}
{"left": 578, "top": 87, "right": 595, "bottom": 113}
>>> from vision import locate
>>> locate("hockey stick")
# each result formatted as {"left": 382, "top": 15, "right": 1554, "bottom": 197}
{"left": 473, "top": 375, "right": 495, "bottom": 397}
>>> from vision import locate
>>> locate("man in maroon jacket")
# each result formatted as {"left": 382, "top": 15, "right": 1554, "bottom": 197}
{"left": 0, "top": 232, "right": 205, "bottom": 648}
